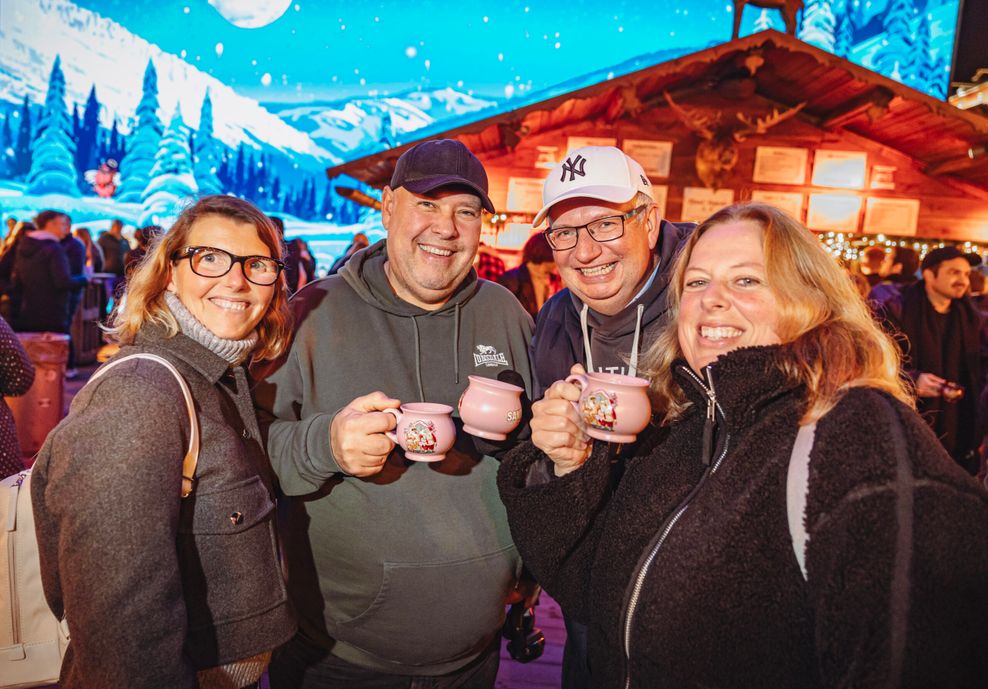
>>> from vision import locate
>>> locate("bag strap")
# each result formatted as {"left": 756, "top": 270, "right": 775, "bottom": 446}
{"left": 90, "top": 353, "right": 199, "bottom": 498}
{"left": 786, "top": 421, "right": 817, "bottom": 581}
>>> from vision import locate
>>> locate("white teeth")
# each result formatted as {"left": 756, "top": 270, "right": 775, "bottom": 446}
{"left": 701, "top": 326, "right": 742, "bottom": 340}
{"left": 420, "top": 244, "right": 453, "bottom": 257}
{"left": 212, "top": 298, "right": 248, "bottom": 311}
{"left": 579, "top": 263, "right": 616, "bottom": 277}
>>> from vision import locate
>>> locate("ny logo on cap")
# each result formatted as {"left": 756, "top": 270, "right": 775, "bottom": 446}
{"left": 560, "top": 155, "right": 587, "bottom": 182}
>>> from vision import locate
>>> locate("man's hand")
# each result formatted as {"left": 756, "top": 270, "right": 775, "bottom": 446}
{"left": 915, "top": 372, "right": 946, "bottom": 398}
{"left": 330, "top": 392, "right": 400, "bottom": 477}
{"left": 531, "top": 364, "right": 591, "bottom": 477}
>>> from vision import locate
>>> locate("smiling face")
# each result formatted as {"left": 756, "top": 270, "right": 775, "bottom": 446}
{"left": 166, "top": 215, "right": 275, "bottom": 340}
{"left": 548, "top": 197, "right": 659, "bottom": 316}
{"left": 678, "top": 220, "right": 782, "bottom": 373}
{"left": 382, "top": 185, "right": 483, "bottom": 310}
{"left": 924, "top": 257, "right": 972, "bottom": 302}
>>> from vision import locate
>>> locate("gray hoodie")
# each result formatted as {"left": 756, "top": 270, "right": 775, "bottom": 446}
{"left": 254, "top": 239, "right": 534, "bottom": 675}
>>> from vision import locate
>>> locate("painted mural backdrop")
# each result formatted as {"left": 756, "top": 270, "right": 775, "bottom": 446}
{"left": 0, "top": 0, "right": 962, "bottom": 268}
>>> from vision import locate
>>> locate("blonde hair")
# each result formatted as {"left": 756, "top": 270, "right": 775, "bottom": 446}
{"left": 107, "top": 195, "right": 293, "bottom": 361}
{"left": 644, "top": 202, "right": 913, "bottom": 424}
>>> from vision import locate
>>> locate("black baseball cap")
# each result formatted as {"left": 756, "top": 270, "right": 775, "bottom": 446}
{"left": 920, "top": 246, "right": 982, "bottom": 273}
{"left": 389, "top": 139, "right": 495, "bottom": 213}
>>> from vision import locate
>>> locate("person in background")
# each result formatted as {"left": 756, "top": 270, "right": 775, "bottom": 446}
{"left": 295, "top": 238, "right": 316, "bottom": 284}
{"left": 98, "top": 218, "right": 131, "bottom": 311}
{"left": 872, "top": 247, "right": 986, "bottom": 475}
{"left": 497, "top": 232, "right": 560, "bottom": 319}
{"left": 31, "top": 195, "right": 296, "bottom": 688}
{"left": 61, "top": 217, "right": 88, "bottom": 379}
{"left": 5, "top": 216, "right": 17, "bottom": 239}
{"left": 874, "top": 245, "right": 920, "bottom": 289}
{"left": 13, "top": 210, "right": 87, "bottom": 335}
{"left": 475, "top": 242, "right": 506, "bottom": 282}
{"left": 124, "top": 225, "right": 163, "bottom": 280}
{"left": 859, "top": 245, "right": 886, "bottom": 287}
{"left": 0, "top": 220, "right": 29, "bottom": 322}
{"left": 74, "top": 227, "right": 104, "bottom": 274}
{"left": 326, "top": 232, "right": 368, "bottom": 276}
{"left": 270, "top": 216, "right": 301, "bottom": 294}
{"left": 499, "top": 202, "right": 988, "bottom": 689}
{"left": 0, "top": 314, "right": 34, "bottom": 478}
{"left": 255, "top": 139, "right": 534, "bottom": 689}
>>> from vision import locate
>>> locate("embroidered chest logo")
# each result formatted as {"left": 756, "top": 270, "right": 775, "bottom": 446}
{"left": 473, "top": 344, "right": 509, "bottom": 368}
{"left": 560, "top": 154, "right": 587, "bottom": 182}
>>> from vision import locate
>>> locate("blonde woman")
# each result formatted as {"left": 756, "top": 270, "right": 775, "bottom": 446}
{"left": 31, "top": 196, "right": 296, "bottom": 688}
{"left": 499, "top": 202, "right": 988, "bottom": 688}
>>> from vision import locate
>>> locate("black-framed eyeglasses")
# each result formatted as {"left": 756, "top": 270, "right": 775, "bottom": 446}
{"left": 171, "top": 246, "right": 284, "bottom": 286}
{"left": 543, "top": 204, "right": 651, "bottom": 251}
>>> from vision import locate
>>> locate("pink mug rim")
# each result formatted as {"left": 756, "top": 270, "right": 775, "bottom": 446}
{"left": 581, "top": 371, "right": 649, "bottom": 387}
{"left": 466, "top": 375, "right": 523, "bottom": 393}
{"left": 401, "top": 402, "right": 454, "bottom": 414}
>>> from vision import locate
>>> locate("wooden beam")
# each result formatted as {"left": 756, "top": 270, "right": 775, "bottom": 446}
{"left": 926, "top": 147, "right": 988, "bottom": 177}
{"left": 820, "top": 87, "right": 895, "bottom": 130}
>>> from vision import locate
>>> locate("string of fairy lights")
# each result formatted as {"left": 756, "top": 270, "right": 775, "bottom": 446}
{"left": 816, "top": 232, "right": 987, "bottom": 264}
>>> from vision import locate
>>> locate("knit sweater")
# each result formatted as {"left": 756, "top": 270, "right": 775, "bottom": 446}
{"left": 499, "top": 345, "right": 988, "bottom": 689}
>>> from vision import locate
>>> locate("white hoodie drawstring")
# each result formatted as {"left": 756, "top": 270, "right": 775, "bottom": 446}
{"left": 580, "top": 302, "right": 593, "bottom": 373}
{"left": 628, "top": 304, "right": 645, "bottom": 377}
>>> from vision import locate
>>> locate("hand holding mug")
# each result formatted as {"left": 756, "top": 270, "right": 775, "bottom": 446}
{"left": 384, "top": 403, "right": 456, "bottom": 462}
{"left": 330, "top": 391, "right": 401, "bottom": 477}
{"left": 531, "top": 364, "right": 591, "bottom": 477}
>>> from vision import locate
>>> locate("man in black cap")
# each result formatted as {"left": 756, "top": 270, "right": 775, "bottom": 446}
{"left": 255, "top": 139, "right": 535, "bottom": 688}
{"left": 875, "top": 246, "right": 985, "bottom": 474}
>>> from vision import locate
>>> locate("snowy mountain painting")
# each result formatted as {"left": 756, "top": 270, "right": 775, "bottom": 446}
{"left": 0, "top": 0, "right": 963, "bottom": 271}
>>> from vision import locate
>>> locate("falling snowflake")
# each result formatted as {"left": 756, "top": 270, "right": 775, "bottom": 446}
{"left": 504, "top": 84, "right": 515, "bottom": 98}
{"left": 261, "top": 73, "right": 272, "bottom": 86}
{"left": 215, "top": 42, "right": 224, "bottom": 57}
{"left": 406, "top": 46, "right": 417, "bottom": 58}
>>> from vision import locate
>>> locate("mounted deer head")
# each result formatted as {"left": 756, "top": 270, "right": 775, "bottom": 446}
{"left": 664, "top": 91, "right": 805, "bottom": 189}
{"left": 732, "top": 0, "right": 804, "bottom": 40}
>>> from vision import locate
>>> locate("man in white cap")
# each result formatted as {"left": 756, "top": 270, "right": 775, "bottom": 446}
{"left": 524, "top": 145, "right": 694, "bottom": 689}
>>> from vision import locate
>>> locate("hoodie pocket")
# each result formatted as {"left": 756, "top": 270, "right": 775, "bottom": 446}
{"left": 334, "top": 544, "right": 519, "bottom": 666}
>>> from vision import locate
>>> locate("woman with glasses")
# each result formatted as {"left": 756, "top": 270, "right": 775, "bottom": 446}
{"left": 31, "top": 196, "right": 296, "bottom": 689}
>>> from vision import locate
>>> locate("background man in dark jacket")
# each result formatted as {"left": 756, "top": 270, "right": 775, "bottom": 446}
{"left": 874, "top": 246, "right": 985, "bottom": 474}
{"left": 528, "top": 145, "right": 693, "bottom": 689}
{"left": 13, "top": 210, "right": 87, "bottom": 334}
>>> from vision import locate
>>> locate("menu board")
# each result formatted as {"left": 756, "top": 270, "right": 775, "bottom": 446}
{"left": 566, "top": 136, "right": 617, "bottom": 153}
{"left": 506, "top": 177, "right": 545, "bottom": 214}
{"left": 750, "top": 190, "right": 804, "bottom": 219}
{"left": 863, "top": 197, "right": 920, "bottom": 235}
{"left": 681, "top": 187, "right": 734, "bottom": 222}
{"left": 651, "top": 184, "right": 669, "bottom": 219}
{"left": 806, "top": 193, "right": 862, "bottom": 231}
{"left": 752, "top": 146, "right": 808, "bottom": 185}
{"left": 623, "top": 139, "right": 673, "bottom": 177}
{"left": 811, "top": 150, "right": 868, "bottom": 189}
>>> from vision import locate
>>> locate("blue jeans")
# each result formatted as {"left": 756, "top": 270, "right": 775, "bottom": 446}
{"left": 268, "top": 633, "right": 500, "bottom": 689}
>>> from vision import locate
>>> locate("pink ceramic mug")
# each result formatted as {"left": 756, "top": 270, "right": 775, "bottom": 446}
{"left": 458, "top": 375, "right": 524, "bottom": 441}
{"left": 564, "top": 371, "right": 651, "bottom": 443}
{"left": 384, "top": 403, "right": 456, "bottom": 462}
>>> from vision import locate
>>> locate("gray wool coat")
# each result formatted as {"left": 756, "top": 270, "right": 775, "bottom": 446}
{"left": 31, "top": 327, "right": 295, "bottom": 689}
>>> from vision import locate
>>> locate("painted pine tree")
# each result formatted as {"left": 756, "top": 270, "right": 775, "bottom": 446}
{"left": 139, "top": 108, "right": 198, "bottom": 227}
{"left": 118, "top": 59, "right": 164, "bottom": 203}
{"left": 26, "top": 55, "right": 79, "bottom": 196}
{"left": 798, "top": 0, "right": 837, "bottom": 52}
{"left": 0, "top": 116, "right": 12, "bottom": 178}
{"left": 13, "top": 96, "right": 33, "bottom": 178}
{"left": 834, "top": 8, "right": 854, "bottom": 58}
{"left": 873, "top": 0, "right": 914, "bottom": 84}
{"left": 75, "top": 85, "right": 102, "bottom": 186}
{"left": 754, "top": 8, "right": 774, "bottom": 32}
{"left": 193, "top": 90, "right": 223, "bottom": 196}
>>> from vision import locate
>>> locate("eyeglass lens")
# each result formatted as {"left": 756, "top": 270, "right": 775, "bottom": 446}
{"left": 189, "top": 248, "right": 281, "bottom": 285}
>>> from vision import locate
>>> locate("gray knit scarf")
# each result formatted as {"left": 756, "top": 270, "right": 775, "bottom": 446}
{"left": 164, "top": 290, "right": 258, "bottom": 366}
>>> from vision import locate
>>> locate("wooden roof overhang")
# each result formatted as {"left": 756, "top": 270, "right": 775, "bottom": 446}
{"left": 327, "top": 30, "right": 988, "bottom": 198}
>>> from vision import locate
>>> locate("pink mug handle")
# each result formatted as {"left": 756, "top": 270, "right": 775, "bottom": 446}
{"left": 565, "top": 373, "right": 588, "bottom": 391}
{"left": 383, "top": 407, "right": 402, "bottom": 443}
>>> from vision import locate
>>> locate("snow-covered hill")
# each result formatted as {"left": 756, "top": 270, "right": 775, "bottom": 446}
{"left": 265, "top": 87, "right": 498, "bottom": 161}
{"left": 0, "top": 0, "right": 333, "bottom": 171}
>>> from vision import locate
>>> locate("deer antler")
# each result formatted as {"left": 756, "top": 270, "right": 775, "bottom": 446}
{"left": 732, "top": 102, "right": 807, "bottom": 142}
{"left": 664, "top": 91, "right": 719, "bottom": 140}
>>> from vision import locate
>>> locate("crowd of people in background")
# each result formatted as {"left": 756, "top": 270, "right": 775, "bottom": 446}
{"left": 2, "top": 140, "right": 987, "bottom": 689}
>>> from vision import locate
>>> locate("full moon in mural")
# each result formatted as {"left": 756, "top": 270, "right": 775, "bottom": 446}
{"left": 207, "top": 0, "right": 292, "bottom": 29}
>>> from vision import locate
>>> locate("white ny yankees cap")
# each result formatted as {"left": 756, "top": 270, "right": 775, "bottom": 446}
{"left": 533, "top": 146, "right": 654, "bottom": 228}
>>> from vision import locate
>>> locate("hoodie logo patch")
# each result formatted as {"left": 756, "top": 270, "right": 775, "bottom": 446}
{"left": 473, "top": 344, "right": 509, "bottom": 368}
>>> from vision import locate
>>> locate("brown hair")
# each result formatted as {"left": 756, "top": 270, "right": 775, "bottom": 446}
{"left": 643, "top": 202, "right": 913, "bottom": 423}
{"left": 107, "top": 195, "right": 293, "bottom": 361}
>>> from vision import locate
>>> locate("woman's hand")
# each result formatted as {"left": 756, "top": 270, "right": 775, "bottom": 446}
{"left": 531, "top": 364, "right": 591, "bottom": 477}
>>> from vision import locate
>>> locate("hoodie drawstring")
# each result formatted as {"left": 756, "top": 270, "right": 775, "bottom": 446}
{"left": 580, "top": 302, "right": 594, "bottom": 373}
{"left": 410, "top": 315, "right": 425, "bottom": 402}
{"left": 628, "top": 304, "right": 645, "bottom": 377}
{"left": 453, "top": 302, "right": 461, "bottom": 385}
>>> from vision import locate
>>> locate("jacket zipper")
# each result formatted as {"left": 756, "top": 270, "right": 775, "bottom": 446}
{"left": 621, "top": 365, "right": 729, "bottom": 689}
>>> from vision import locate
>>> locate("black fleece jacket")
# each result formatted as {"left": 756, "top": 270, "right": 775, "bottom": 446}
{"left": 499, "top": 345, "right": 988, "bottom": 689}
